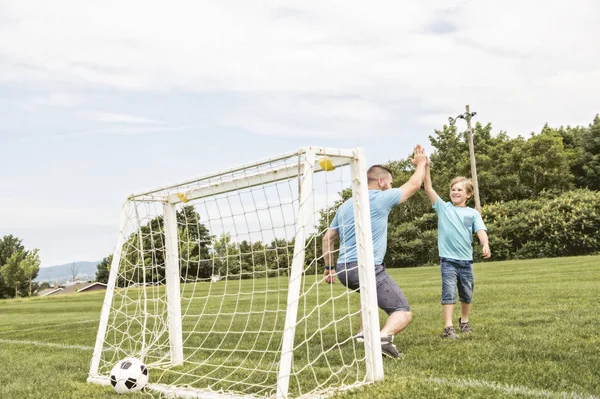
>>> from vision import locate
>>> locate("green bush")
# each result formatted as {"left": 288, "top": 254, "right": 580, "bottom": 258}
{"left": 386, "top": 215, "right": 439, "bottom": 268}
{"left": 482, "top": 189, "right": 600, "bottom": 260}
{"left": 387, "top": 189, "right": 600, "bottom": 267}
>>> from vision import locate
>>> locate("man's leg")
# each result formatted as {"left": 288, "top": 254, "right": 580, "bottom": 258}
{"left": 381, "top": 310, "right": 412, "bottom": 337}
{"left": 374, "top": 266, "right": 412, "bottom": 358}
{"left": 375, "top": 265, "right": 411, "bottom": 337}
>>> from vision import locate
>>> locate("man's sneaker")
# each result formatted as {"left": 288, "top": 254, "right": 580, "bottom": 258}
{"left": 458, "top": 318, "right": 472, "bottom": 333}
{"left": 441, "top": 326, "right": 460, "bottom": 339}
{"left": 354, "top": 331, "right": 364, "bottom": 343}
{"left": 380, "top": 335, "right": 403, "bottom": 359}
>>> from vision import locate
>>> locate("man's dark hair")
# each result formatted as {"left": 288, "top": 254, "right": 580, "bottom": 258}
{"left": 367, "top": 165, "right": 393, "bottom": 182}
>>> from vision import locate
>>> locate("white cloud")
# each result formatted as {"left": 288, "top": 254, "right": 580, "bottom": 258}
{"left": 28, "top": 92, "right": 80, "bottom": 108}
{"left": 21, "top": 125, "right": 199, "bottom": 140}
{"left": 85, "top": 112, "right": 162, "bottom": 124}
{"left": 228, "top": 95, "right": 390, "bottom": 138}
{"left": 0, "top": 198, "right": 116, "bottom": 229}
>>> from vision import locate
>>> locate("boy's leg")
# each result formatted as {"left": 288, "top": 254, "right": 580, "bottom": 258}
{"left": 443, "top": 304, "right": 454, "bottom": 328}
{"left": 440, "top": 258, "right": 458, "bottom": 328}
{"left": 440, "top": 258, "right": 460, "bottom": 338}
{"left": 460, "top": 302, "right": 471, "bottom": 322}
{"left": 456, "top": 260, "right": 474, "bottom": 333}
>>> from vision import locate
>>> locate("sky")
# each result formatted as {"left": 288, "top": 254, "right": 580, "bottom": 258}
{"left": 0, "top": 0, "right": 599, "bottom": 267}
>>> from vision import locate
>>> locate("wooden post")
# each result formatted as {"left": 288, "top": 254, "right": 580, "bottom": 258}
{"left": 465, "top": 105, "right": 481, "bottom": 213}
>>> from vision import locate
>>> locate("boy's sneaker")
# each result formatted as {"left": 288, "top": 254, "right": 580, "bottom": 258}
{"left": 354, "top": 331, "right": 364, "bottom": 343}
{"left": 441, "top": 326, "right": 460, "bottom": 339}
{"left": 458, "top": 318, "right": 472, "bottom": 333}
{"left": 380, "top": 335, "right": 403, "bottom": 359}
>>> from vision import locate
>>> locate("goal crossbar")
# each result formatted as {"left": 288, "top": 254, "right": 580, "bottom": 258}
{"left": 130, "top": 147, "right": 354, "bottom": 202}
{"left": 166, "top": 156, "right": 351, "bottom": 205}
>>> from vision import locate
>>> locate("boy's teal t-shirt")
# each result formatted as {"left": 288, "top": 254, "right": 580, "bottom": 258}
{"left": 330, "top": 188, "right": 402, "bottom": 265}
{"left": 433, "top": 196, "right": 486, "bottom": 261}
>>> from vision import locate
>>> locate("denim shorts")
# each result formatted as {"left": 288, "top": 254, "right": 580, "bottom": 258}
{"left": 336, "top": 262, "right": 410, "bottom": 314}
{"left": 440, "top": 257, "right": 474, "bottom": 304}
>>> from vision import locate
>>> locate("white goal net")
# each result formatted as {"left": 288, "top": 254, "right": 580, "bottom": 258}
{"left": 88, "top": 147, "right": 383, "bottom": 398}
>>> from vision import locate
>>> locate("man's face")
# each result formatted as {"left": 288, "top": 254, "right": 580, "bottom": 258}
{"left": 378, "top": 173, "right": 393, "bottom": 191}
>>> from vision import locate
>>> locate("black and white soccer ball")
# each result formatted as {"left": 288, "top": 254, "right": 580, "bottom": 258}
{"left": 110, "top": 358, "right": 149, "bottom": 394}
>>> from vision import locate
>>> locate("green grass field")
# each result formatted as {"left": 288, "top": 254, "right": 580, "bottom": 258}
{"left": 1, "top": 255, "right": 598, "bottom": 399}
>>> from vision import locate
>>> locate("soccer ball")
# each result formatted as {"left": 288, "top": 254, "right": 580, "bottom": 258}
{"left": 110, "top": 358, "right": 149, "bottom": 394}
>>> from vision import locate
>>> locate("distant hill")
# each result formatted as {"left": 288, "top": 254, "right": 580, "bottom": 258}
{"left": 35, "top": 261, "right": 100, "bottom": 283}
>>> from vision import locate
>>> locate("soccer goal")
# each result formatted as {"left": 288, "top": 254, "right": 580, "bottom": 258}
{"left": 88, "top": 147, "right": 383, "bottom": 398}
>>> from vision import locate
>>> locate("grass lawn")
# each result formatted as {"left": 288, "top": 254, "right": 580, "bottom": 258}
{"left": 0, "top": 255, "right": 598, "bottom": 398}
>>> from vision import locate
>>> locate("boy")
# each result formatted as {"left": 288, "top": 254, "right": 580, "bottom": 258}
{"left": 424, "top": 159, "right": 491, "bottom": 338}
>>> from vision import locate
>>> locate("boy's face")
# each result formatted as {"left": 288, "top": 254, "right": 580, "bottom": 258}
{"left": 449, "top": 182, "right": 469, "bottom": 206}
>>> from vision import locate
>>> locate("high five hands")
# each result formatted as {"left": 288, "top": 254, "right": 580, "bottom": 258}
{"left": 409, "top": 144, "right": 428, "bottom": 166}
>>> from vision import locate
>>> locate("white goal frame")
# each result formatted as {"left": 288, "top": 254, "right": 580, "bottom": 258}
{"left": 87, "top": 147, "right": 383, "bottom": 398}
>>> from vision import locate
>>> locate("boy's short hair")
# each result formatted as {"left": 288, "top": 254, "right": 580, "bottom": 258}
{"left": 449, "top": 177, "right": 474, "bottom": 198}
{"left": 367, "top": 165, "right": 393, "bottom": 182}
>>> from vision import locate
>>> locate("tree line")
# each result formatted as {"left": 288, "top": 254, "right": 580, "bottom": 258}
{"left": 94, "top": 114, "right": 600, "bottom": 283}
{"left": 3, "top": 114, "right": 598, "bottom": 296}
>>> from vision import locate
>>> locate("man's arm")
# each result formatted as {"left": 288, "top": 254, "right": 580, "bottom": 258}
{"left": 424, "top": 158, "right": 438, "bottom": 205}
{"left": 476, "top": 229, "right": 491, "bottom": 259}
{"left": 399, "top": 145, "right": 427, "bottom": 204}
{"left": 322, "top": 228, "right": 339, "bottom": 284}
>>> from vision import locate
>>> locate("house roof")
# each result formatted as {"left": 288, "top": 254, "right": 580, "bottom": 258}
{"left": 77, "top": 282, "right": 107, "bottom": 292}
{"left": 38, "top": 282, "right": 108, "bottom": 296}
{"left": 59, "top": 282, "right": 107, "bottom": 294}
{"left": 38, "top": 287, "right": 64, "bottom": 297}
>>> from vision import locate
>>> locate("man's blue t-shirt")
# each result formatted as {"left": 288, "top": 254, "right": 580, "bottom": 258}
{"left": 330, "top": 188, "right": 402, "bottom": 265}
{"left": 433, "top": 196, "right": 487, "bottom": 261}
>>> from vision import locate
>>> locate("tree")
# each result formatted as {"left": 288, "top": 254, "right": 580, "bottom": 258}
{"left": 95, "top": 255, "right": 113, "bottom": 284}
{"left": 428, "top": 124, "right": 470, "bottom": 190}
{"left": 427, "top": 121, "right": 575, "bottom": 203}
{"left": 212, "top": 233, "right": 241, "bottom": 278}
{"left": 69, "top": 262, "right": 80, "bottom": 282}
{"left": 21, "top": 249, "right": 40, "bottom": 297}
{"left": 516, "top": 126, "right": 574, "bottom": 197}
{"left": 0, "top": 235, "right": 26, "bottom": 298}
{"left": 0, "top": 251, "right": 26, "bottom": 298}
{"left": 581, "top": 115, "right": 600, "bottom": 190}
{"left": 178, "top": 205, "right": 214, "bottom": 280}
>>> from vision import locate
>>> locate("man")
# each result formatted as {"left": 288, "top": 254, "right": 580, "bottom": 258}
{"left": 322, "top": 144, "right": 428, "bottom": 358}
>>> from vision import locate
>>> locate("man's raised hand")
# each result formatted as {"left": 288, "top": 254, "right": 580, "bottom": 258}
{"left": 409, "top": 144, "right": 427, "bottom": 166}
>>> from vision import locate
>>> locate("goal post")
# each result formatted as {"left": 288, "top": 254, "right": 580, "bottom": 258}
{"left": 88, "top": 147, "right": 383, "bottom": 398}
{"left": 164, "top": 202, "right": 184, "bottom": 366}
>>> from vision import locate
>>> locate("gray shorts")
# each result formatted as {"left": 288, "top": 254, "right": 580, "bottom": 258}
{"left": 336, "top": 262, "right": 411, "bottom": 314}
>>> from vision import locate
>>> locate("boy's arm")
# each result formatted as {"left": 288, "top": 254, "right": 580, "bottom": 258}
{"left": 476, "top": 229, "right": 491, "bottom": 259}
{"left": 399, "top": 144, "right": 427, "bottom": 204}
{"left": 322, "top": 228, "right": 339, "bottom": 283}
{"left": 424, "top": 158, "right": 438, "bottom": 205}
